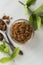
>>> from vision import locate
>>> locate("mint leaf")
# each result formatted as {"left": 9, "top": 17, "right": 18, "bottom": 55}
{"left": 0, "top": 57, "right": 11, "bottom": 63}
{"left": 29, "top": 14, "right": 41, "bottom": 30}
{"left": 26, "top": 0, "right": 36, "bottom": 7}
{"left": 40, "top": 16, "right": 43, "bottom": 25}
{"left": 0, "top": 41, "right": 9, "bottom": 53}
{"left": 0, "top": 48, "right": 20, "bottom": 63}
{"left": 11, "top": 47, "right": 20, "bottom": 59}
{"left": 37, "top": 16, "right": 41, "bottom": 29}
{"left": 19, "top": 1, "right": 34, "bottom": 14}
{"left": 33, "top": 4, "right": 43, "bottom": 15}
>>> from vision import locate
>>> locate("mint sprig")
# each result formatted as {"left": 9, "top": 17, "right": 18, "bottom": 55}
{"left": 19, "top": 0, "right": 43, "bottom": 30}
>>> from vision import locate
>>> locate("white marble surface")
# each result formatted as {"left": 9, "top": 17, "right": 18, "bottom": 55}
{"left": 0, "top": 0, "right": 43, "bottom": 65}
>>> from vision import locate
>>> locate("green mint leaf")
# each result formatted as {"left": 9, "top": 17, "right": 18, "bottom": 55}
{"left": 24, "top": 4, "right": 32, "bottom": 14}
{"left": 0, "top": 48, "right": 20, "bottom": 63}
{"left": 4, "top": 47, "right": 9, "bottom": 53}
{"left": 29, "top": 14, "right": 41, "bottom": 30}
{"left": 0, "top": 42, "right": 9, "bottom": 53}
{"left": 40, "top": 16, "right": 43, "bottom": 25}
{"left": 0, "top": 57, "right": 11, "bottom": 63}
{"left": 36, "top": 16, "right": 41, "bottom": 29}
{"left": 10, "top": 47, "right": 20, "bottom": 59}
{"left": 19, "top": 1, "right": 33, "bottom": 14}
{"left": 33, "top": 4, "right": 43, "bottom": 15}
{"left": 26, "top": 0, "right": 36, "bottom": 7}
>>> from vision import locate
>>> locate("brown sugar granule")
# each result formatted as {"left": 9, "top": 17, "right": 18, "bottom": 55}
{"left": 6, "top": 19, "right": 10, "bottom": 24}
{"left": 0, "top": 19, "right": 7, "bottom": 31}
{"left": 0, "top": 33, "right": 4, "bottom": 41}
{"left": 2, "top": 15, "right": 9, "bottom": 20}
{"left": 10, "top": 22, "right": 33, "bottom": 43}
{"left": 2, "top": 15, "right": 10, "bottom": 24}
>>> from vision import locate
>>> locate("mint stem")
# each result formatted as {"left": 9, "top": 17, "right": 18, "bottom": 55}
{"left": 19, "top": 1, "right": 25, "bottom": 6}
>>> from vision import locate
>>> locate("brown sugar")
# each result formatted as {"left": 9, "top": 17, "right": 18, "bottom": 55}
{"left": 2, "top": 15, "right": 11, "bottom": 24}
{"left": 10, "top": 22, "right": 33, "bottom": 43}
{"left": 0, "top": 33, "right": 4, "bottom": 41}
{"left": 0, "top": 19, "right": 7, "bottom": 31}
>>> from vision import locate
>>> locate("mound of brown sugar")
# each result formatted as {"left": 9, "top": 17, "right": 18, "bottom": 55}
{"left": 10, "top": 22, "right": 33, "bottom": 43}
{"left": 0, "top": 19, "right": 7, "bottom": 31}
{"left": 0, "top": 33, "right": 4, "bottom": 41}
